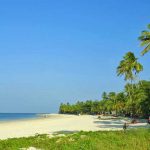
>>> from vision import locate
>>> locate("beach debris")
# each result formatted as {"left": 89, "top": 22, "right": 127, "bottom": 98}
{"left": 131, "top": 119, "right": 138, "bottom": 124}
{"left": 98, "top": 116, "right": 101, "bottom": 119}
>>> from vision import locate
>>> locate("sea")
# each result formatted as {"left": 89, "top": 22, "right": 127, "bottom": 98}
{"left": 0, "top": 113, "right": 42, "bottom": 121}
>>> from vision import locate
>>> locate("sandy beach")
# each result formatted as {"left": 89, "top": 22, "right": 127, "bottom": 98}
{"left": 0, "top": 114, "right": 148, "bottom": 140}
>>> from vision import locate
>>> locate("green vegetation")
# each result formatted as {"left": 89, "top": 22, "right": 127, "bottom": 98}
{"left": 117, "top": 52, "right": 143, "bottom": 81}
{"left": 139, "top": 24, "right": 150, "bottom": 55}
{"left": 59, "top": 24, "right": 150, "bottom": 118}
{"left": 59, "top": 80, "right": 150, "bottom": 118}
{"left": 0, "top": 128, "right": 149, "bottom": 150}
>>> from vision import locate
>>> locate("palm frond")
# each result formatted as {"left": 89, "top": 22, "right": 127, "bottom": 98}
{"left": 139, "top": 24, "right": 150, "bottom": 55}
{"left": 141, "top": 44, "right": 150, "bottom": 55}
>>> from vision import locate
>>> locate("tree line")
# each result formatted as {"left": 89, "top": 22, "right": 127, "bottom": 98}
{"left": 59, "top": 80, "right": 150, "bottom": 117}
{"left": 59, "top": 24, "right": 150, "bottom": 118}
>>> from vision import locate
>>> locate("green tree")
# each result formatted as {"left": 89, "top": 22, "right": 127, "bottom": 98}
{"left": 115, "top": 92, "right": 126, "bottom": 115}
{"left": 138, "top": 80, "right": 150, "bottom": 117}
{"left": 117, "top": 52, "right": 143, "bottom": 82}
{"left": 58, "top": 80, "right": 150, "bottom": 117}
{"left": 124, "top": 83, "right": 147, "bottom": 116}
{"left": 117, "top": 52, "right": 143, "bottom": 116}
{"left": 107, "top": 92, "right": 117, "bottom": 114}
{"left": 102, "top": 92, "right": 108, "bottom": 100}
{"left": 139, "top": 24, "right": 150, "bottom": 55}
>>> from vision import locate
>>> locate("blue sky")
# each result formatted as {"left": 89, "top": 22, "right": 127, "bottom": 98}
{"left": 0, "top": 0, "right": 149, "bottom": 113}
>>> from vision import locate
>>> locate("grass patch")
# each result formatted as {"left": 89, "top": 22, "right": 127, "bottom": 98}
{"left": 0, "top": 128, "right": 150, "bottom": 150}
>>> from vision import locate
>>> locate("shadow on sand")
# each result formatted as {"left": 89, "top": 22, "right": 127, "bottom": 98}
{"left": 94, "top": 119, "right": 149, "bottom": 129}
{"left": 93, "top": 120, "right": 123, "bottom": 129}
{"left": 94, "top": 120, "right": 123, "bottom": 125}
{"left": 53, "top": 130, "right": 79, "bottom": 135}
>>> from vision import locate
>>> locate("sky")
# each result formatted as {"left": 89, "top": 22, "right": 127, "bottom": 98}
{"left": 0, "top": 0, "right": 149, "bottom": 113}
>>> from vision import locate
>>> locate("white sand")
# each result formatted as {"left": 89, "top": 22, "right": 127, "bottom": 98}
{"left": 0, "top": 114, "right": 148, "bottom": 139}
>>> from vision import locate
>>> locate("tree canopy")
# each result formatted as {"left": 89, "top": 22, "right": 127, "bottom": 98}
{"left": 59, "top": 24, "right": 150, "bottom": 118}
{"left": 117, "top": 52, "right": 143, "bottom": 81}
{"left": 139, "top": 24, "right": 150, "bottom": 55}
{"left": 59, "top": 80, "right": 150, "bottom": 118}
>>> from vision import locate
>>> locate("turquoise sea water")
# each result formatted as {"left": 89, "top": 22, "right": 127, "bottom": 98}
{"left": 0, "top": 113, "right": 41, "bottom": 121}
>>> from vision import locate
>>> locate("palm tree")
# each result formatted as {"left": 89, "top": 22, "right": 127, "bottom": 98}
{"left": 139, "top": 24, "right": 150, "bottom": 55}
{"left": 117, "top": 52, "right": 143, "bottom": 116}
{"left": 108, "top": 92, "right": 117, "bottom": 114}
{"left": 117, "top": 52, "right": 143, "bottom": 82}
{"left": 125, "top": 83, "right": 147, "bottom": 116}
{"left": 115, "top": 92, "right": 126, "bottom": 115}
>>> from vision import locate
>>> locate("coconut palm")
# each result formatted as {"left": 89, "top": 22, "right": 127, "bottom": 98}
{"left": 117, "top": 52, "right": 143, "bottom": 116}
{"left": 117, "top": 52, "right": 143, "bottom": 82}
{"left": 139, "top": 24, "right": 150, "bottom": 55}
{"left": 107, "top": 92, "right": 117, "bottom": 113}
{"left": 125, "top": 83, "right": 147, "bottom": 116}
{"left": 115, "top": 92, "right": 126, "bottom": 115}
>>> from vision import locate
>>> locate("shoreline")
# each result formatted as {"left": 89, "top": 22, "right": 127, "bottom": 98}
{"left": 0, "top": 114, "right": 148, "bottom": 140}
{"left": 0, "top": 113, "right": 46, "bottom": 121}
{"left": 0, "top": 114, "right": 72, "bottom": 125}
{"left": 0, "top": 113, "right": 62, "bottom": 123}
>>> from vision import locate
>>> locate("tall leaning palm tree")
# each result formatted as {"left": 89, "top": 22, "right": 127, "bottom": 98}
{"left": 139, "top": 24, "right": 150, "bottom": 55}
{"left": 117, "top": 52, "right": 143, "bottom": 116}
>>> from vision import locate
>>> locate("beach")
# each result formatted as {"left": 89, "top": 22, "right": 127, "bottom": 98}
{"left": 0, "top": 114, "right": 148, "bottom": 139}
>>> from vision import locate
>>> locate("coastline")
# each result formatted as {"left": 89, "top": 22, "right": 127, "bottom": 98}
{"left": 0, "top": 114, "right": 148, "bottom": 140}
{"left": 0, "top": 113, "right": 43, "bottom": 122}
{"left": 0, "top": 113, "right": 68, "bottom": 124}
